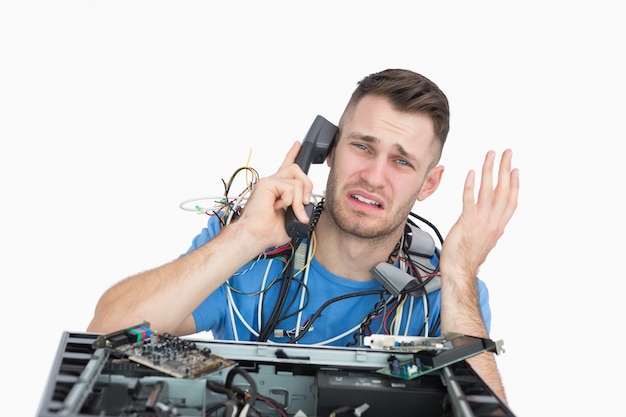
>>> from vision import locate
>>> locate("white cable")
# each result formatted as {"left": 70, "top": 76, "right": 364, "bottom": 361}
{"left": 225, "top": 260, "right": 276, "bottom": 340}
{"left": 312, "top": 322, "right": 364, "bottom": 346}
{"left": 178, "top": 196, "right": 240, "bottom": 212}
{"left": 226, "top": 286, "right": 264, "bottom": 339}
{"left": 179, "top": 193, "right": 325, "bottom": 213}
{"left": 275, "top": 239, "right": 381, "bottom": 345}
{"left": 257, "top": 259, "right": 274, "bottom": 330}
{"left": 225, "top": 191, "right": 250, "bottom": 224}
{"left": 397, "top": 246, "right": 429, "bottom": 338}
{"left": 314, "top": 293, "right": 396, "bottom": 346}
{"left": 391, "top": 248, "right": 407, "bottom": 336}
{"left": 294, "top": 242, "right": 314, "bottom": 338}
{"left": 403, "top": 295, "right": 414, "bottom": 336}
{"left": 422, "top": 292, "right": 429, "bottom": 337}
{"left": 393, "top": 297, "right": 403, "bottom": 336}
{"left": 226, "top": 239, "right": 424, "bottom": 346}
{"left": 226, "top": 285, "right": 241, "bottom": 341}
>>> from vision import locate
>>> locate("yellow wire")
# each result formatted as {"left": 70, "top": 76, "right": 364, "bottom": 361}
{"left": 389, "top": 295, "right": 408, "bottom": 333}
{"left": 293, "top": 231, "right": 316, "bottom": 277}
{"left": 245, "top": 148, "right": 254, "bottom": 192}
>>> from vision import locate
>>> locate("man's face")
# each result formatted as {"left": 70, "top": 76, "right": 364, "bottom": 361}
{"left": 324, "top": 95, "right": 443, "bottom": 239}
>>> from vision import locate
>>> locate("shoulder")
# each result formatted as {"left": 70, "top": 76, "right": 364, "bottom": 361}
{"left": 476, "top": 278, "right": 489, "bottom": 294}
{"left": 185, "top": 215, "right": 224, "bottom": 253}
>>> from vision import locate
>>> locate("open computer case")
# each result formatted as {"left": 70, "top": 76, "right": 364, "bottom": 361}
{"left": 36, "top": 323, "right": 516, "bottom": 417}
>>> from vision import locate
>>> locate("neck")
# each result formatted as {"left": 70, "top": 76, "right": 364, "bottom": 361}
{"left": 312, "top": 212, "right": 404, "bottom": 282}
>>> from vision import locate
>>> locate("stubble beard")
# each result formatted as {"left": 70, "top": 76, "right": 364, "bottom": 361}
{"left": 323, "top": 170, "right": 415, "bottom": 240}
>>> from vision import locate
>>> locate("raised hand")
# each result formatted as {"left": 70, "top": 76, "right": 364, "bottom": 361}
{"left": 234, "top": 141, "right": 314, "bottom": 249}
{"left": 440, "top": 149, "right": 519, "bottom": 278}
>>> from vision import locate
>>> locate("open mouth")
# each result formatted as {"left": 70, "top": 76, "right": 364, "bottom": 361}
{"left": 351, "top": 193, "right": 383, "bottom": 208}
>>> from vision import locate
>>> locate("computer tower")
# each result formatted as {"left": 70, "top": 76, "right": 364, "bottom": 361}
{"left": 36, "top": 327, "right": 515, "bottom": 417}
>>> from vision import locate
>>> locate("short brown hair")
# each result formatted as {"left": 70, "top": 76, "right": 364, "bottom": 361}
{"left": 338, "top": 69, "right": 450, "bottom": 161}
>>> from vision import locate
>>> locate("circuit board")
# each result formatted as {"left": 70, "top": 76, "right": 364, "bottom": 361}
{"left": 364, "top": 333, "right": 500, "bottom": 380}
{"left": 363, "top": 334, "right": 451, "bottom": 352}
{"left": 92, "top": 322, "right": 237, "bottom": 379}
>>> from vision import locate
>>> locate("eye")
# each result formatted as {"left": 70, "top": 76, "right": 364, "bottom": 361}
{"left": 395, "top": 158, "right": 412, "bottom": 168}
{"left": 353, "top": 143, "right": 369, "bottom": 152}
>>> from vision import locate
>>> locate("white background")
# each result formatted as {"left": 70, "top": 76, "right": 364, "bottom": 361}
{"left": 2, "top": 2, "right": 625, "bottom": 416}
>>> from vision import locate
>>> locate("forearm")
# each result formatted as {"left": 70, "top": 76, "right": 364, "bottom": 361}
{"left": 440, "top": 270, "right": 507, "bottom": 403}
{"left": 87, "top": 142, "right": 312, "bottom": 335}
{"left": 466, "top": 351, "right": 507, "bottom": 403}
{"left": 436, "top": 150, "right": 517, "bottom": 403}
{"left": 87, "top": 221, "right": 267, "bottom": 335}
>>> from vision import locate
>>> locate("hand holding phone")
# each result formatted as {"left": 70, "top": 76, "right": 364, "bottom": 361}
{"left": 284, "top": 115, "right": 338, "bottom": 238}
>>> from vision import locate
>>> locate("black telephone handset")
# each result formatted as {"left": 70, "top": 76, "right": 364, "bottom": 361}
{"left": 285, "top": 115, "right": 338, "bottom": 238}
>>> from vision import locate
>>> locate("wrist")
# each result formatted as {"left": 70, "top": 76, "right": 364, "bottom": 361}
{"left": 225, "top": 218, "right": 287, "bottom": 258}
{"left": 440, "top": 263, "right": 478, "bottom": 285}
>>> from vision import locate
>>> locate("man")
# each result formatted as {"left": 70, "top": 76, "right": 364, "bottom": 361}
{"left": 88, "top": 69, "right": 519, "bottom": 402}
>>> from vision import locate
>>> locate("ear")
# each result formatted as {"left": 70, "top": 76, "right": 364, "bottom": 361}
{"left": 326, "top": 145, "right": 335, "bottom": 167}
{"left": 417, "top": 165, "right": 444, "bottom": 201}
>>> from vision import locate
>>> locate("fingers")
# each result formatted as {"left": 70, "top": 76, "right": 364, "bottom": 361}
{"left": 279, "top": 140, "right": 314, "bottom": 205}
{"left": 275, "top": 178, "right": 311, "bottom": 223}
{"left": 498, "top": 149, "right": 519, "bottom": 218}
{"left": 477, "top": 150, "right": 495, "bottom": 203}
{"left": 462, "top": 169, "right": 476, "bottom": 210}
{"left": 493, "top": 149, "right": 518, "bottom": 218}
{"left": 464, "top": 149, "right": 519, "bottom": 226}
{"left": 497, "top": 149, "right": 513, "bottom": 190}
{"left": 443, "top": 150, "right": 519, "bottom": 275}
{"left": 504, "top": 165, "right": 520, "bottom": 222}
{"left": 477, "top": 149, "right": 519, "bottom": 228}
{"left": 264, "top": 141, "right": 315, "bottom": 222}
{"left": 279, "top": 141, "right": 302, "bottom": 170}
{"left": 476, "top": 149, "right": 516, "bottom": 199}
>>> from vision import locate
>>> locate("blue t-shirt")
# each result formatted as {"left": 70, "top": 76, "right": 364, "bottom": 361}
{"left": 188, "top": 215, "right": 492, "bottom": 347}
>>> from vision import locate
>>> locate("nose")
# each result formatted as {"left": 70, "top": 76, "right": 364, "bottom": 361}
{"left": 359, "top": 156, "right": 387, "bottom": 188}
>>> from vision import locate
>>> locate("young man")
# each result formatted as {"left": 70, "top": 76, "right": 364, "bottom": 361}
{"left": 88, "top": 69, "right": 519, "bottom": 401}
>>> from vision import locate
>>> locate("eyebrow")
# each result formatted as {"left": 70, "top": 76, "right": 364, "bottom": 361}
{"left": 358, "top": 134, "right": 415, "bottom": 162}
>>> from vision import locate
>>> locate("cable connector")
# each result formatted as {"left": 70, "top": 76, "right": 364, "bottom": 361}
{"left": 406, "top": 224, "right": 436, "bottom": 257}
{"left": 370, "top": 262, "right": 416, "bottom": 297}
{"left": 370, "top": 263, "right": 441, "bottom": 297}
{"left": 354, "top": 403, "right": 370, "bottom": 416}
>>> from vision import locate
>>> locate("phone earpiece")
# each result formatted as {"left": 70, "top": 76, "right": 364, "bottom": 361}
{"left": 285, "top": 115, "right": 337, "bottom": 238}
